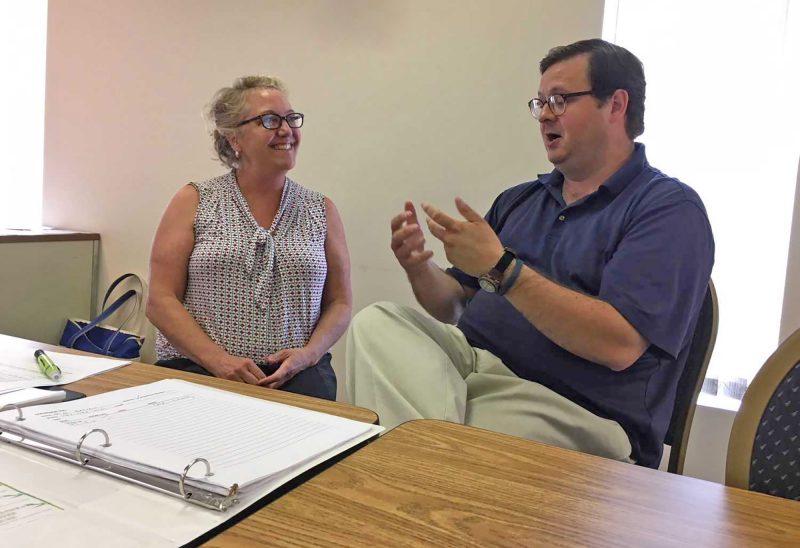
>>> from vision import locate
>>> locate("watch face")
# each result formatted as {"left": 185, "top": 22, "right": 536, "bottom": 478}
{"left": 478, "top": 275, "right": 499, "bottom": 293}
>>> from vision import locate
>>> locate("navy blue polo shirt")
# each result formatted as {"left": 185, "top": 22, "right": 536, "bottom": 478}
{"left": 448, "top": 144, "right": 714, "bottom": 468}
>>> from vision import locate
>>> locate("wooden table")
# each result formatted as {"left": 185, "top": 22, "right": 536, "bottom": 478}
{"left": 210, "top": 420, "right": 800, "bottom": 547}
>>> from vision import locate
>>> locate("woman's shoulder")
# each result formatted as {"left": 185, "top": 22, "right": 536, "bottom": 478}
{"left": 192, "top": 170, "right": 236, "bottom": 194}
{"left": 284, "top": 178, "right": 328, "bottom": 232}
{"left": 286, "top": 177, "right": 324, "bottom": 199}
{"left": 190, "top": 172, "right": 237, "bottom": 215}
{"left": 286, "top": 178, "right": 326, "bottom": 210}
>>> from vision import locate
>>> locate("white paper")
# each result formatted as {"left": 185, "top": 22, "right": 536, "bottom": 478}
{"left": 0, "top": 443, "right": 219, "bottom": 547}
{"left": 0, "top": 387, "right": 382, "bottom": 546}
{"left": 0, "top": 379, "right": 383, "bottom": 495}
{"left": 0, "top": 388, "right": 66, "bottom": 410}
{"left": 0, "top": 348, "right": 129, "bottom": 392}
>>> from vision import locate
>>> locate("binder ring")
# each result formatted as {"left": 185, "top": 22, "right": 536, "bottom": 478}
{"left": 75, "top": 428, "right": 112, "bottom": 465}
{"left": 179, "top": 458, "right": 214, "bottom": 500}
{"left": 0, "top": 403, "right": 25, "bottom": 421}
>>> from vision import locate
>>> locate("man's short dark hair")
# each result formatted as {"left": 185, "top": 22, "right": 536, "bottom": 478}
{"left": 540, "top": 39, "right": 645, "bottom": 139}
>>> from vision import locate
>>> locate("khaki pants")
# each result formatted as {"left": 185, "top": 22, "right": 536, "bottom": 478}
{"left": 346, "top": 302, "right": 633, "bottom": 462}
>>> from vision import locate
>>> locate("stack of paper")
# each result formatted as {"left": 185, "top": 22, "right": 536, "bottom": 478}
{"left": 0, "top": 379, "right": 383, "bottom": 500}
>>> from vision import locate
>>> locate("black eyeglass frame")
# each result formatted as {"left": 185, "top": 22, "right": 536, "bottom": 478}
{"left": 236, "top": 112, "right": 304, "bottom": 130}
{"left": 528, "top": 90, "right": 594, "bottom": 119}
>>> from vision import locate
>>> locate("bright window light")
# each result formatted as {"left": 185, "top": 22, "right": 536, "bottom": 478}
{"left": 604, "top": 0, "right": 800, "bottom": 397}
{"left": 0, "top": 1, "right": 48, "bottom": 229}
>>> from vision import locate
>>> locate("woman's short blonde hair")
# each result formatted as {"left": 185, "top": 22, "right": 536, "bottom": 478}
{"left": 205, "top": 76, "right": 288, "bottom": 168}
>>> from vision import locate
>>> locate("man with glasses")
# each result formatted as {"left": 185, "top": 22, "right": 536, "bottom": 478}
{"left": 346, "top": 39, "right": 714, "bottom": 468}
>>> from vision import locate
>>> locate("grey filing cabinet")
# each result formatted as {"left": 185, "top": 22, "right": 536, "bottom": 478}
{"left": 0, "top": 229, "right": 99, "bottom": 344}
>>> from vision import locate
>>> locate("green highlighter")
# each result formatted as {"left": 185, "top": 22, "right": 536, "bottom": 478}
{"left": 34, "top": 349, "right": 62, "bottom": 382}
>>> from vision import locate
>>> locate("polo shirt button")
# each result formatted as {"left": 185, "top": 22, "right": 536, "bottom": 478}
{"left": 558, "top": 215, "right": 566, "bottom": 221}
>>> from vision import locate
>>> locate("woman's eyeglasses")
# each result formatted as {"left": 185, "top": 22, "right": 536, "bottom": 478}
{"left": 237, "top": 112, "right": 304, "bottom": 130}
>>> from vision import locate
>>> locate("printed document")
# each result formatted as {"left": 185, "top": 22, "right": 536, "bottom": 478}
{"left": 0, "top": 379, "right": 383, "bottom": 495}
{"left": 0, "top": 379, "right": 382, "bottom": 545}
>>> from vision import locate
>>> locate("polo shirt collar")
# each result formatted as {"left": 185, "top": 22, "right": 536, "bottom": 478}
{"left": 600, "top": 142, "right": 647, "bottom": 196}
{"left": 538, "top": 142, "right": 648, "bottom": 198}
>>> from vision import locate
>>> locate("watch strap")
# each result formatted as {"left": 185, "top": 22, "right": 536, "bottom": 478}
{"left": 492, "top": 248, "right": 516, "bottom": 276}
{"left": 498, "top": 257, "right": 523, "bottom": 296}
{"left": 478, "top": 247, "right": 517, "bottom": 293}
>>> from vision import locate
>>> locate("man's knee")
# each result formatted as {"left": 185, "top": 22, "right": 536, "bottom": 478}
{"left": 353, "top": 301, "right": 398, "bottom": 328}
{"left": 351, "top": 301, "right": 412, "bottom": 332}
{"left": 349, "top": 302, "right": 400, "bottom": 348}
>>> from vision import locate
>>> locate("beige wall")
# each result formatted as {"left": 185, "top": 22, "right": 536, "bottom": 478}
{"left": 43, "top": 0, "right": 603, "bottom": 375}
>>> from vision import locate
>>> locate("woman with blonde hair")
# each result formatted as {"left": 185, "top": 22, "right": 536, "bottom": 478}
{"left": 147, "top": 76, "right": 351, "bottom": 400}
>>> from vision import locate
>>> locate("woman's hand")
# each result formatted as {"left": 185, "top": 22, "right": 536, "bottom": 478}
{"left": 204, "top": 353, "right": 267, "bottom": 385}
{"left": 259, "top": 347, "right": 317, "bottom": 389}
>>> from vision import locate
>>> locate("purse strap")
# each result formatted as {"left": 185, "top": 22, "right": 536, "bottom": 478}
{"left": 101, "top": 273, "right": 144, "bottom": 313}
{"left": 66, "top": 274, "right": 144, "bottom": 353}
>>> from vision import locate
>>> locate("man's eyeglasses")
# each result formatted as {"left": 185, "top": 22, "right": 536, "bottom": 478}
{"left": 237, "top": 112, "right": 304, "bottom": 130}
{"left": 528, "top": 91, "right": 593, "bottom": 119}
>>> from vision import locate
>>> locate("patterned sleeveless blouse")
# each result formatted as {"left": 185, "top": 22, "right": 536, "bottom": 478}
{"left": 156, "top": 171, "right": 328, "bottom": 362}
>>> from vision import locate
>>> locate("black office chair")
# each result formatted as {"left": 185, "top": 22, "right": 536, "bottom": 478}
{"left": 664, "top": 280, "right": 719, "bottom": 474}
{"left": 726, "top": 328, "right": 800, "bottom": 500}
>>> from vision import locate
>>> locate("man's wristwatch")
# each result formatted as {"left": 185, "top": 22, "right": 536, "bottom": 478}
{"left": 478, "top": 247, "right": 517, "bottom": 293}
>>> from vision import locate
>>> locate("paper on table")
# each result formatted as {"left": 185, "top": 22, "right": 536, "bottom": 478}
{"left": 0, "top": 379, "right": 383, "bottom": 546}
{"left": 0, "top": 379, "right": 383, "bottom": 496}
{"left": 0, "top": 443, "right": 220, "bottom": 547}
{"left": 0, "top": 420, "right": 379, "bottom": 547}
{"left": 0, "top": 348, "right": 129, "bottom": 392}
{"left": 0, "top": 388, "right": 66, "bottom": 410}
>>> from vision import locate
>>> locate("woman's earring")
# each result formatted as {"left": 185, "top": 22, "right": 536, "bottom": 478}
{"left": 235, "top": 149, "right": 241, "bottom": 159}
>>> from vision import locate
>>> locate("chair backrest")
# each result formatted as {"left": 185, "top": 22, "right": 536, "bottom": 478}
{"left": 726, "top": 328, "right": 800, "bottom": 500}
{"left": 665, "top": 280, "right": 719, "bottom": 474}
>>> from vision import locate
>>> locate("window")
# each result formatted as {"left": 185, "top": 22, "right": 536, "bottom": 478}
{"left": 604, "top": 0, "right": 800, "bottom": 408}
{"left": 0, "top": 1, "right": 48, "bottom": 228}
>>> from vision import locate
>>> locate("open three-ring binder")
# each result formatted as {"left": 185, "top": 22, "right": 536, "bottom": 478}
{"left": 0, "top": 379, "right": 383, "bottom": 513}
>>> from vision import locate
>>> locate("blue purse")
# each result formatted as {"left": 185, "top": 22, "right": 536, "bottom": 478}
{"left": 60, "top": 273, "right": 145, "bottom": 359}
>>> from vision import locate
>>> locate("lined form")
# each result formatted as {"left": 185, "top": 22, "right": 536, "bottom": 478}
{"left": 0, "top": 379, "right": 382, "bottom": 494}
